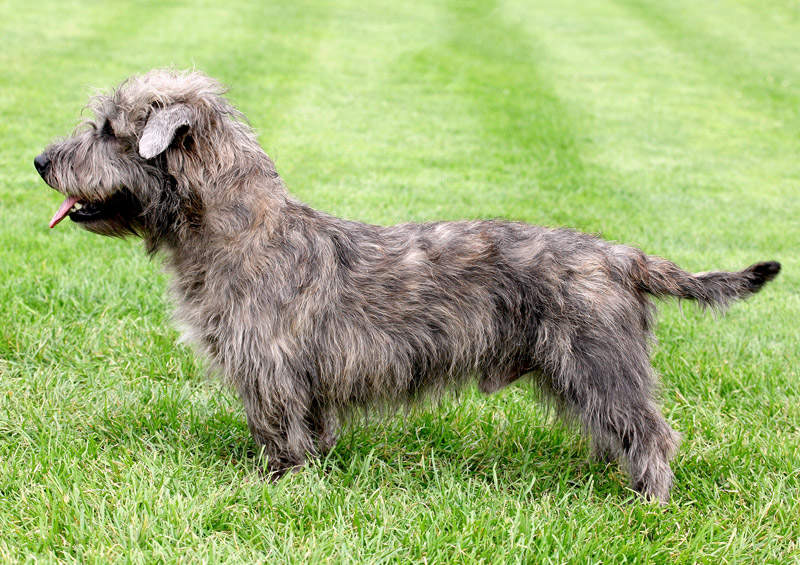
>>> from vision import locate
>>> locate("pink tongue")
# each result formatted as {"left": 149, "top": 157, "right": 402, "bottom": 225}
{"left": 49, "top": 196, "right": 80, "bottom": 229}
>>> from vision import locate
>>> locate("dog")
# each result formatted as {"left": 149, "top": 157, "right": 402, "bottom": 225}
{"left": 34, "top": 70, "right": 780, "bottom": 502}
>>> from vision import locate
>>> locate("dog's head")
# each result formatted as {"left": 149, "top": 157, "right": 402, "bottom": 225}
{"left": 35, "top": 69, "right": 268, "bottom": 250}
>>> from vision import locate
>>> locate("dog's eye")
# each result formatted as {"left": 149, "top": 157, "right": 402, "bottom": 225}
{"left": 101, "top": 120, "right": 115, "bottom": 138}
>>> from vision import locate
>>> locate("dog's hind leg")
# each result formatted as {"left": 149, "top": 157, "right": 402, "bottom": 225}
{"left": 591, "top": 392, "right": 679, "bottom": 503}
{"left": 541, "top": 330, "right": 679, "bottom": 503}
{"left": 590, "top": 434, "right": 617, "bottom": 464}
{"left": 478, "top": 368, "right": 524, "bottom": 394}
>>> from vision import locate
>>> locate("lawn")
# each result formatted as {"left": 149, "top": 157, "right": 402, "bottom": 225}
{"left": 1, "top": 0, "right": 798, "bottom": 562}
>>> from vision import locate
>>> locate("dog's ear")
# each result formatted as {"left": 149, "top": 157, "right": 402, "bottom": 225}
{"left": 139, "top": 104, "right": 193, "bottom": 159}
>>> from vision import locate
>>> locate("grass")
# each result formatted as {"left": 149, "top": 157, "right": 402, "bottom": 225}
{"left": 1, "top": 0, "right": 798, "bottom": 561}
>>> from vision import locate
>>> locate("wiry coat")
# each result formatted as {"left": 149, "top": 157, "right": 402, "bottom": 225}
{"left": 35, "top": 70, "right": 781, "bottom": 502}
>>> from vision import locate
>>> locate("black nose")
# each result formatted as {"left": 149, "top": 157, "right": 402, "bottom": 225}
{"left": 34, "top": 153, "right": 51, "bottom": 177}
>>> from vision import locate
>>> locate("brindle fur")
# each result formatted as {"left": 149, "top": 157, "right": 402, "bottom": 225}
{"left": 35, "top": 70, "right": 781, "bottom": 502}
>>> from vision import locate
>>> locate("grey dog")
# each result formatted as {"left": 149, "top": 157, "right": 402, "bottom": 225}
{"left": 35, "top": 70, "right": 780, "bottom": 502}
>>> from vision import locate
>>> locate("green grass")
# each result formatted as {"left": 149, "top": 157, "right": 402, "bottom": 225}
{"left": 1, "top": 0, "right": 798, "bottom": 562}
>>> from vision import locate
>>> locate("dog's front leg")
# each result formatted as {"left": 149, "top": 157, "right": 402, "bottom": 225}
{"left": 308, "top": 399, "right": 339, "bottom": 456}
{"left": 236, "top": 367, "right": 316, "bottom": 479}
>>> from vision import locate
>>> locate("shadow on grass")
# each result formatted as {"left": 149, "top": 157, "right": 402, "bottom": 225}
{"left": 323, "top": 420, "right": 628, "bottom": 501}
{"left": 87, "top": 388, "right": 631, "bottom": 502}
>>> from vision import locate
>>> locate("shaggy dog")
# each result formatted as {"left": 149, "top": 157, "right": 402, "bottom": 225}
{"left": 34, "top": 70, "right": 780, "bottom": 502}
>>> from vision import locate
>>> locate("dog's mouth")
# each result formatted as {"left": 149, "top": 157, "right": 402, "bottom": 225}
{"left": 49, "top": 196, "right": 108, "bottom": 228}
{"left": 49, "top": 190, "right": 137, "bottom": 229}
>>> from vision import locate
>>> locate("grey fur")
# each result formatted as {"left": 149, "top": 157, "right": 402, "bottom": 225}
{"left": 139, "top": 104, "right": 193, "bottom": 159}
{"left": 35, "top": 70, "right": 781, "bottom": 503}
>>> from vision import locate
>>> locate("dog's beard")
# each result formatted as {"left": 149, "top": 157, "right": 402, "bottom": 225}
{"left": 46, "top": 172, "right": 201, "bottom": 254}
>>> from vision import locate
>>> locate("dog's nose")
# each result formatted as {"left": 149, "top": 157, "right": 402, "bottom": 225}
{"left": 34, "top": 153, "right": 51, "bottom": 177}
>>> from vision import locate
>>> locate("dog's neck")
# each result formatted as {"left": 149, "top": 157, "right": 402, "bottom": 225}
{"left": 150, "top": 156, "right": 290, "bottom": 261}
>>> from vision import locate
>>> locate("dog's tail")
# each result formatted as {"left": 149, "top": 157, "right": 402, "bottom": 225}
{"left": 633, "top": 256, "right": 781, "bottom": 309}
